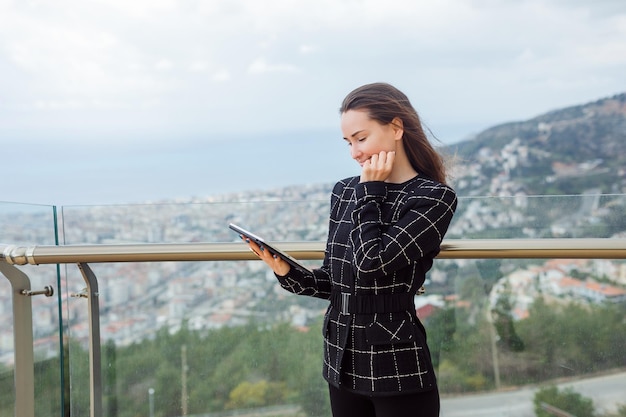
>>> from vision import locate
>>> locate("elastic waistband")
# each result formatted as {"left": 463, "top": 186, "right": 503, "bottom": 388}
{"left": 330, "top": 291, "right": 415, "bottom": 315}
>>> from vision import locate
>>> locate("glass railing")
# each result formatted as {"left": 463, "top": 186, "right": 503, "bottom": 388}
{"left": 2, "top": 192, "right": 626, "bottom": 417}
{"left": 0, "top": 202, "right": 64, "bottom": 417}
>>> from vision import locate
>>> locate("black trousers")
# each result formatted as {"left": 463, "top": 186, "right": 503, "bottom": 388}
{"left": 328, "top": 384, "right": 440, "bottom": 417}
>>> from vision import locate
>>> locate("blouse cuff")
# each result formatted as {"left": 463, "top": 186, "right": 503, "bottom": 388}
{"left": 354, "top": 181, "right": 387, "bottom": 203}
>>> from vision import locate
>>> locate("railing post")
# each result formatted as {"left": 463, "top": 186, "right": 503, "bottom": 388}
{"left": 77, "top": 263, "right": 103, "bottom": 417}
{"left": 0, "top": 263, "right": 35, "bottom": 417}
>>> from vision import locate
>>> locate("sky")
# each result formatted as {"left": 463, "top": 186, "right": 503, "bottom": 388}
{"left": 1, "top": 0, "right": 625, "bottom": 206}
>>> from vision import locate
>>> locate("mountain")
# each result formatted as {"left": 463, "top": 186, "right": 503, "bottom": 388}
{"left": 441, "top": 92, "right": 626, "bottom": 240}
{"left": 448, "top": 93, "right": 626, "bottom": 197}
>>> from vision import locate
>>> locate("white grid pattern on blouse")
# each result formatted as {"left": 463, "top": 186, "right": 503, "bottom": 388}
{"left": 276, "top": 175, "right": 457, "bottom": 395}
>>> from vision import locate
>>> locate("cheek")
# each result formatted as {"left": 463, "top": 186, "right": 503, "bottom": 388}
{"left": 362, "top": 142, "right": 380, "bottom": 157}
{"left": 368, "top": 138, "right": 394, "bottom": 154}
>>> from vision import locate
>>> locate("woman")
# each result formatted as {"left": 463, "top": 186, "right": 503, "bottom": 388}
{"left": 245, "top": 82, "right": 457, "bottom": 417}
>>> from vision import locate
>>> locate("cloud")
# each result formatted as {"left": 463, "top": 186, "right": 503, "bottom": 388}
{"left": 298, "top": 44, "right": 318, "bottom": 55}
{"left": 189, "top": 61, "right": 210, "bottom": 72}
{"left": 155, "top": 59, "right": 174, "bottom": 71}
{"left": 0, "top": 0, "right": 624, "bottom": 142}
{"left": 212, "top": 69, "right": 231, "bottom": 82}
{"left": 1, "top": 0, "right": 625, "bottom": 205}
{"left": 248, "top": 58, "right": 298, "bottom": 74}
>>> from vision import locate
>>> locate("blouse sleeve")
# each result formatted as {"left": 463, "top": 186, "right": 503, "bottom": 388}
{"left": 350, "top": 180, "right": 457, "bottom": 283}
{"left": 275, "top": 267, "right": 332, "bottom": 300}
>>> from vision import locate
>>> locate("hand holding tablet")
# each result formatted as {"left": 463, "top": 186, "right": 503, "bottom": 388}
{"left": 229, "top": 223, "right": 312, "bottom": 274}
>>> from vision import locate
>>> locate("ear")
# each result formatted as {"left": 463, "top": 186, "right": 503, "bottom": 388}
{"left": 391, "top": 117, "right": 404, "bottom": 141}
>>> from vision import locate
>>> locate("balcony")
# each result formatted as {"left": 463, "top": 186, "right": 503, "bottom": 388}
{"left": 1, "top": 193, "right": 626, "bottom": 417}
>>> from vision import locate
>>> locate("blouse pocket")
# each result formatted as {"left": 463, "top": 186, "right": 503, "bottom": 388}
{"left": 365, "top": 318, "right": 416, "bottom": 346}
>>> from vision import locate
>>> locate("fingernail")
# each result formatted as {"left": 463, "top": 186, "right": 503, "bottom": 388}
{"left": 259, "top": 245, "right": 265, "bottom": 251}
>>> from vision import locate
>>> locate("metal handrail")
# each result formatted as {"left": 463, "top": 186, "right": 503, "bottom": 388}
{"left": 3, "top": 238, "right": 626, "bottom": 265}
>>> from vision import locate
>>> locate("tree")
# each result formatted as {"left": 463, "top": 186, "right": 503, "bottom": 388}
{"left": 425, "top": 307, "right": 457, "bottom": 369}
{"left": 534, "top": 385, "right": 596, "bottom": 417}
{"left": 492, "top": 283, "right": 525, "bottom": 352}
{"left": 226, "top": 380, "right": 287, "bottom": 410}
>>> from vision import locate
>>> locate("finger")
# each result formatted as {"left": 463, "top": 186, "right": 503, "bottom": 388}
{"left": 375, "top": 151, "right": 390, "bottom": 168}
{"left": 244, "top": 239, "right": 268, "bottom": 259}
{"left": 270, "top": 254, "right": 291, "bottom": 276}
{"left": 241, "top": 236, "right": 291, "bottom": 275}
{"left": 248, "top": 241, "right": 278, "bottom": 267}
{"left": 245, "top": 239, "right": 262, "bottom": 256}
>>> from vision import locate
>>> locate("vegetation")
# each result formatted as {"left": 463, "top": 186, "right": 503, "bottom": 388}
{"left": 534, "top": 385, "right": 626, "bottom": 417}
{"left": 427, "top": 297, "right": 625, "bottom": 392}
{"left": 534, "top": 385, "right": 596, "bottom": 417}
{"left": 93, "top": 319, "right": 325, "bottom": 417}
{"left": 2, "top": 295, "right": 623, "bottom": 417}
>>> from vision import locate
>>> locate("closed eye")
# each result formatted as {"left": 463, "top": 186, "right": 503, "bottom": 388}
{"left": 343, "top": 136, "right": 367, "bottom": 146}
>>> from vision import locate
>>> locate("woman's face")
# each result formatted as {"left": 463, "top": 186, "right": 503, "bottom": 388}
{"left": 341, "top": 109, "right": 402, "bottom": 166}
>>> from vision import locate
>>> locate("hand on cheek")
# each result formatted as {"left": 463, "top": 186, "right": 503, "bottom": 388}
{"left": 360, "top": 151, "right": 395, "bottom": 182}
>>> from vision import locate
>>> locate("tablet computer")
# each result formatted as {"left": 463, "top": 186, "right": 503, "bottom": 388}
{"left": 228, "top": 223, "right": 312, "bottom": 273}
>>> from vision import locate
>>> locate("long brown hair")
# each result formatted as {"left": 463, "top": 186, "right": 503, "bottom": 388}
{"left": 340, "top": 82, "right": 448, "bottom": 185}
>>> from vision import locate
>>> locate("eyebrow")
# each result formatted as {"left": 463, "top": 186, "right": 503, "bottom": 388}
{"left": 343, "top": 129, "right": 365, "bottom": 140}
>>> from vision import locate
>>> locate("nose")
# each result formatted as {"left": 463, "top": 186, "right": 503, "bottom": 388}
{"left": 350, "top": 143, "right": 361, "bottom": 160}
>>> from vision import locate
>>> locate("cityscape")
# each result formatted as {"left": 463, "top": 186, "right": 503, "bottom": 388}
{"left": 1, "top": 176, "right": 625, "bottom": 366}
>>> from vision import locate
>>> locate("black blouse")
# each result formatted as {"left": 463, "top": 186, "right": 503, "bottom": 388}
{"left": 276, "top": 174, "right": 457, "bottom": 395}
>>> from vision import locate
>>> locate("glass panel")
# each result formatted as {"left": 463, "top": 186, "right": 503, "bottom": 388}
{"left": 0, "top": 202, "right": 64, "bottom": 417}
{"left": 431, "top": 258, "right": 626, "bottom": 416}
{"left": 448, "top": 194, "right": 626, "bottom": 239}
{"left": 59, "top": 189, "right": 330, "bottom": 417}
{"left": 57, "top": 193, "right": 626, "bottom": 417}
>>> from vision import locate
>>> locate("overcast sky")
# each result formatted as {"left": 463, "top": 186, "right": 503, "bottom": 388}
{"left": 1, "top": 0, "right": 625, "bottom": 206}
